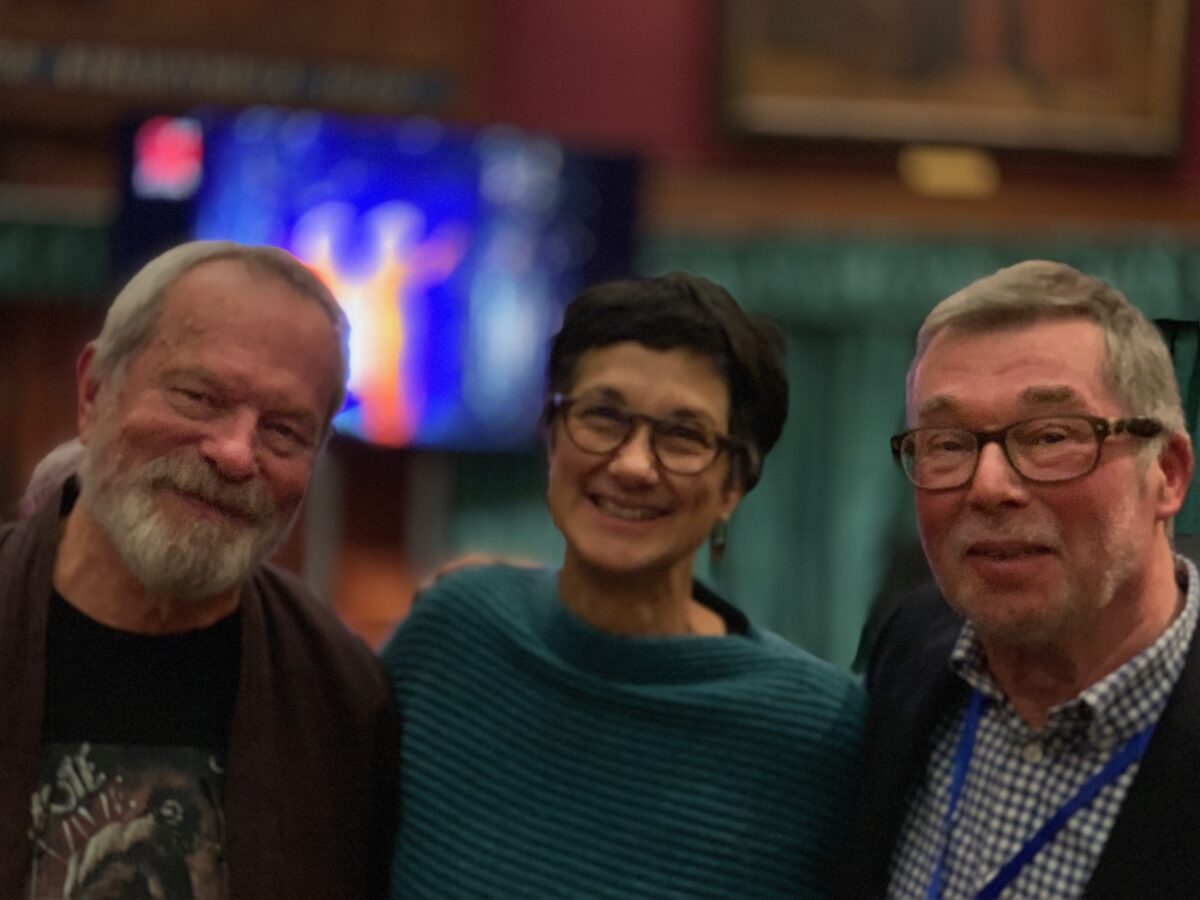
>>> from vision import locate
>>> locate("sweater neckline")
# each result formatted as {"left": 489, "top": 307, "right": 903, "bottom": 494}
{"left": 531, "top": 569, "right": 760, "bottom": 685}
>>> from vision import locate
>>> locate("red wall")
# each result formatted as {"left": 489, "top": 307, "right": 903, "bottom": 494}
{"left": 488, "top": 0, "right": 718, "bottom": 160}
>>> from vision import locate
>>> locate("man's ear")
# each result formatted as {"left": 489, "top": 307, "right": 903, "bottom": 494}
{"left": 1154, "top": 432, "right": 1194, "bottom": 521}
{"left": 76, "top": 343, "right": 103, "bottom": 444}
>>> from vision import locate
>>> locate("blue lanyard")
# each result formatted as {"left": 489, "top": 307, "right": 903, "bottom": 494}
{"left": 926, "top": 689, "right": 985, "bottom": 900}
{"left": 925, "top": 687, "right": 1158, "bottom": 900}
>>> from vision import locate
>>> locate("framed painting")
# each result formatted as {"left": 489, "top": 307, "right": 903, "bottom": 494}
{"left": 720, "top": 0, "right": 1191, "bottom": 155}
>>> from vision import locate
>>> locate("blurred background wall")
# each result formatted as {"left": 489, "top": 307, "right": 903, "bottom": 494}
{"left": 1, "top": 0, "right": 1197, "bottom": 665}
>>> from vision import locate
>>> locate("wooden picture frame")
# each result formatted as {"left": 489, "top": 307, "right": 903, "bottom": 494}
{"left": 720, "top": 0, "right": 1191, "bottom": 156}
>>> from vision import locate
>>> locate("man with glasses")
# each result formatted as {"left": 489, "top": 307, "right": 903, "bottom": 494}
{"left": 837, "top": 261, "right": 1197, "bottom": 899}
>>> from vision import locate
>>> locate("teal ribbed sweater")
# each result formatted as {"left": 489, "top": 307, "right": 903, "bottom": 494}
{"left": 382, "top": 565, "right": 866, "bottom": 899}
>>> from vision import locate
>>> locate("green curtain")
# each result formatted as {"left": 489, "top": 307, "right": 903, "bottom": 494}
{"left": 707, "top": 328, "right": 916, "bottom": 664}
{"left": 0, "top": 222, "right": 108, "bottom": 299}
{"left": 446, "top": 451, "right": 565, "bottom": 564}
{"left": 1158, "top": 320, "right": 1200, "bottom": 535}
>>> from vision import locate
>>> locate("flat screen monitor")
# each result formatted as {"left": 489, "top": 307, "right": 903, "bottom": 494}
{"left": 114, "top": 107, "right": 639, "bottom": 451}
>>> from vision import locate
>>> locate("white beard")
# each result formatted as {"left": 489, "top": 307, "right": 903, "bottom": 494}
{"left": 78, "top": 439, "right": 293, "bottom": 603}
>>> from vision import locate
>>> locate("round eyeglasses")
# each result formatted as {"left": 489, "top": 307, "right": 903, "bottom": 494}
{"left": 890, "top": 415, "right": 1164, "bottom": 490}
{"left": 549, "top": 393, "right": 740, "bottom": 476}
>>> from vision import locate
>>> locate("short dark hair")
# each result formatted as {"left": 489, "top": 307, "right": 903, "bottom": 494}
{"left": 545, "top": 272, "right": 788, "bottom": 491}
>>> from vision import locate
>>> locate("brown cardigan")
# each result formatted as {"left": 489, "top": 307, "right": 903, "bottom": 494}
{"left": 0, "top": 481, "right": 399, "bottom": 899}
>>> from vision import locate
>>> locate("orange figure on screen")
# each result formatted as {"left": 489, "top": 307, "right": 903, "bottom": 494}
{"left": 296, "top": 201, "right": 468, "bottom": 446}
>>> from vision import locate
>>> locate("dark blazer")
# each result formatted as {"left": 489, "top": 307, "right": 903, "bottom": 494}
{"left": 836, "top": 576, "right": 1200, "bottom": 900}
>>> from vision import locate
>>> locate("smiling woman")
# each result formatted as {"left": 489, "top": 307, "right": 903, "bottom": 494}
{"left": 381, "top": 272, "right": 867, "bottom": 897}
{"left": 547, "top": 340, "right": 744, "bottom": 632}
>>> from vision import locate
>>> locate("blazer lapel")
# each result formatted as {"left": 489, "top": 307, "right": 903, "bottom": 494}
{"left": 840, "top": 585, "right": 966, "bottom": 899}
{"left": 1085, "top": 624, "right": 1200, "bottom": 898}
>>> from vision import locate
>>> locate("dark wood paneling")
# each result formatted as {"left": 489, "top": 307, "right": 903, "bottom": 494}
{"left": 0, "top": 303, "right": 101, "bottom": 517}
{"left": 0, "top": 0, "right": 490, "bottom": 186}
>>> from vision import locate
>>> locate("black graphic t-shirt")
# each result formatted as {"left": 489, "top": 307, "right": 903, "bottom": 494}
{"left": 28, "top": 592, "right": 241, "bottom": 899}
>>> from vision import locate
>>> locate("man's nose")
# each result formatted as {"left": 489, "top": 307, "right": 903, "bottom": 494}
{"left": 198, "top": 410, "right": 261, "bottom": 482}
{"left": 965, "top": 441, "right": 1028, "bottom": 509}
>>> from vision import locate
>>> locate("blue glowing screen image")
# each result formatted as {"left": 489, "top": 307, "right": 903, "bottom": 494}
{"left": 117, "top": 107, "right": 638, "bottom": 450}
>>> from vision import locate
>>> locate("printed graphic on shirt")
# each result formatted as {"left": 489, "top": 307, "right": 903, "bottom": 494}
{"left": 27, "top": 742, "right": 228, "bottom": 900}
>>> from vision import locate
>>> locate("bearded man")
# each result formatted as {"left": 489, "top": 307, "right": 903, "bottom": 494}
{"left": 0, "top": 242, "right": 397, "bottom": 899}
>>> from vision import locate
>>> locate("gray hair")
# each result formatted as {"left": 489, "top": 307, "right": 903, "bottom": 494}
{"left": 909, "top": 260, "right": 1186, "bottom": 440}
{"left": 93, "top": 241, "right": 350, "bottom": 429}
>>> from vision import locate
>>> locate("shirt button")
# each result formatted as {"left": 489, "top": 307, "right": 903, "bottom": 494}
{"left": 1021, "top": 741, "right": 1044, "bottom": 763}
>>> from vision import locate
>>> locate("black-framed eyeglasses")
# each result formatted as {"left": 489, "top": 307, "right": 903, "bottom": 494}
{"left": 549, "top": 393, "right": 740, "bottom": 476}
{"left": 891, "top": 415, "right": 1164, "bottom": 490}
